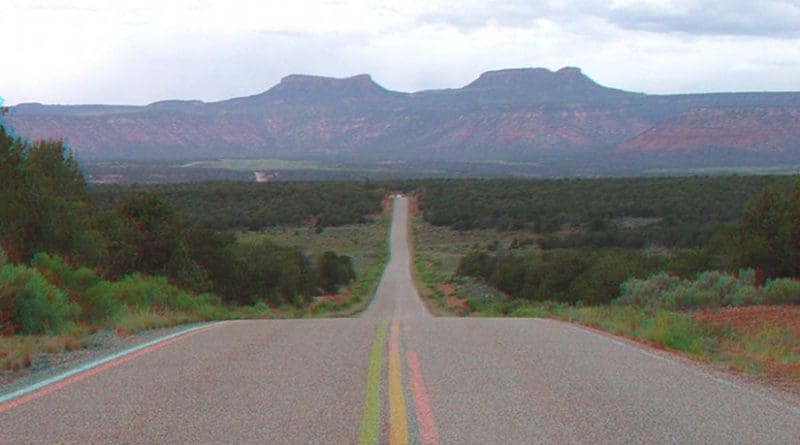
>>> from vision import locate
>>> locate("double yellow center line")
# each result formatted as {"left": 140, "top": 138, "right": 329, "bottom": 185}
{"left": 359, "top": 320, "right": 387, "bottom": 445}
{"left": 388, "top": 320, "right": 410, "bottom": 445}
{"left": 359, "top": 319, "right": 439, "bottom": 445}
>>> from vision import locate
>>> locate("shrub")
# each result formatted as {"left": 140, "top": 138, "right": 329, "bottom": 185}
{"left": 569, "top": 249, "right": 658, "bottom": 305}
{"left": 729, "top": 285, "right": 764, "bottom": 306}
{"left": 81, "top": 281, "right": 124, "bottom": 323}
{"left": 109, "top": 274, "right": 196, "bottom": 312}
{"left": 508, "top": 305, "right": 546, "bottom": 318}
{"left": 616, "top": 269, "right": 762, "bottom": 310}
{"left": 31, "top": 253, "right": 123, "bottom": 323}
{"left": 457, "top": 251, "right": 495, "bottom": 282}
{"left": 644, "top": 311, "right": 716, "bottom": 355}
{"left": 665, "top": 288, "right": 720, "bottom": 310}
{"left": 535, "top": 249, "right": 589, "bottom": 303}
{"left": 311, "top": 300, "right": 336, "bottom": 314}
{"left": 763, "top": 279, "right": 800, "bottom": 305}
{"left": 616, "top": 272, "right": 682, "bottom": 308}
{"left": 165, "top": 241, "right": 210, "bottom": 293}
{"left": 0, "top": 265, "right": 76, "bottom": 334}
{"left": 317, "top": 251, "right": 356, "bottom": 294}
{"left": 30, "top": 252, "right": 70, "bottom": 285}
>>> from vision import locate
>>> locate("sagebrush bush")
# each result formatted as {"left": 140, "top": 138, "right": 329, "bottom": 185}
{"left": 615, "top": 272, "right": 682, "bottom": 308}
{"left": 763, "top": 279, "right": 800, "bottom": 305}
{"left": 729, "top": 285, "right": 764, "bottom": 306}
{"left": 616, "top": 269, "right": 762, "bottom": 310}
{"left": 0, "top": 265, "right": 76, "bottom": 334}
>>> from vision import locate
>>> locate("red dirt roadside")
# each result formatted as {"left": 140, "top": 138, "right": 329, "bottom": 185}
{"left": 693, "top": 305, "right": 800, "bottom": 392}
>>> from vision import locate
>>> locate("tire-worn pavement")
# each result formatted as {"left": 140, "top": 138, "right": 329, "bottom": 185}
{"left": 2, "top": 197, "right": 799, "bottom": 444}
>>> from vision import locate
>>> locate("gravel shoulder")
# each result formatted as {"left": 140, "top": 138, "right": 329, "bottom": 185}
{"left": 0, "top": 323, "right": 213, "bottom": 396}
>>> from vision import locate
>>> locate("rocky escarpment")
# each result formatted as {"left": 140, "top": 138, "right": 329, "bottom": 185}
{"left": 617, "top": 107, "right": 800, "bottom": 154}
{"left": 3, "top": 67, "right": 799, "bottom": 168}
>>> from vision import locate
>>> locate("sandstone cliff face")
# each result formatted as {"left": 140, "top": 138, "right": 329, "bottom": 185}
{"left": 4, "top": 68, "right": 800, "bottom": 167}
{"left": 617, "top": 107, "right": 800, "bottom": 153}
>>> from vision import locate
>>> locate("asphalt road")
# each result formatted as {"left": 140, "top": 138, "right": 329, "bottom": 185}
{"left": 2, "top": 197, "right": 799, "bottom": 444}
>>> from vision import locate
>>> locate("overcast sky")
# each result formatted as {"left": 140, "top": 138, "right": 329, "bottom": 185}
{"left": 3, "top": 0, "right": 800, "bottom": 105}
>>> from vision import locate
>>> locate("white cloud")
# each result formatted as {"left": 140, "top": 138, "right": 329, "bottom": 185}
{"left": 1, "top": 0, "right": 799, "bottom": 104}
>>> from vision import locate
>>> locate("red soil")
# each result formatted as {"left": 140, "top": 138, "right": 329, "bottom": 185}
{"left": 693, "top": 305, "right": 800, "bottom": 337}
{"left": 693, "top": 306, "right": 800, "bottom": 390}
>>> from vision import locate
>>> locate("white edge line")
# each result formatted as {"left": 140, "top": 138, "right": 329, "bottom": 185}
{"left": 0, "top": 321, "right": 225, "bottom": 405}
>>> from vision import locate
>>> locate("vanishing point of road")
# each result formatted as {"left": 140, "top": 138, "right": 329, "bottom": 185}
{"left": 2, "top": 197, "right": 799, "bottom": 443}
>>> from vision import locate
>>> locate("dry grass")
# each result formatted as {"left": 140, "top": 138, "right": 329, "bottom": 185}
{"left": 112, "top": 309, "right": 199, "bottom": 336}
{"left": 0, "top": 334, "right": 88, "bottom": 372}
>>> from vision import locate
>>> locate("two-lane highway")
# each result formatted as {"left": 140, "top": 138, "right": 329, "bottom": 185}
{"left": 2, "top": 197, "right": 799, "bottom": 443}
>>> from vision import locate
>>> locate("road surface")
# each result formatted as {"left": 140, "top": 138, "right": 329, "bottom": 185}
{"left": 2, "top": 197, "right": 799, "bottom": 443}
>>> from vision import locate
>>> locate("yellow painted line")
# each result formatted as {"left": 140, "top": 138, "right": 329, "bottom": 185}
{"left": 389, "top": 320, "right": 409, "bottom": 445}
{"left": 359, "top": 320, "right": 388, "bottom": 445}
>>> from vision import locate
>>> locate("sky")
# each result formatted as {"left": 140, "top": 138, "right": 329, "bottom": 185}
{"left": 2, "top": 0, "right": 800, "bottom": 105}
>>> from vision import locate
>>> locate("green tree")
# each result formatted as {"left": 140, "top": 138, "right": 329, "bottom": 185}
{"left": 165, "top": 241, "right": 210, "bottom": 293}
{"left": 0, "top": 128, "right": 94, "bottom": 263}
{"left": 718, "top": 185, "right": 797, "bottom": 280}
{"left": 318, "top": 251, "right": 356, "bottom": 294}
{"left": 106, "top": 193, "right": 181, "bottom": 277}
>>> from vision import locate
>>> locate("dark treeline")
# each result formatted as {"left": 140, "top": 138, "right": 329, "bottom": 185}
{"left": 453, "top": 177, "right": 800, "bottom": 307}
{"left": 419, "top": 177, "right": 795, "bottom": 248}
{"left": 458, "top": 247, "right": 703, "bottom": 306}
{"left": 90, "top": 181, "right": 386, "bottom": 230}
{"left": 1, "top": 127, "right": 367, "bottom": 336}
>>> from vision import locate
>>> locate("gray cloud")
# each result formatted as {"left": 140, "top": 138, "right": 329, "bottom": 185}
{"left": 607, "top": 0, "right": 800, "bottom": 37}
{"left": 76, "top": 31, "right": 378, "bottom": 104}
{"left": 3, "top": 0, "right": 799, "bottom": 105}
{"left": 415, "top": 0, "right": 800, "bottom": 38}
{"left": 418, "top": 3, "right": 553, "bottom": 30}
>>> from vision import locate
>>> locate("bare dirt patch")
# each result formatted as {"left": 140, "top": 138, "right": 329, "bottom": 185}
{"left": 693, "top": 305, "right": 800, "bottom": 393}
{"left": 438, "top": 284, "right": 470, "bottom": 315}
{"left": 316, "top": 290, "right": 352, "bottom": 305}
{"left": 694, "top": 305, "right": 800, "bottom": 336}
